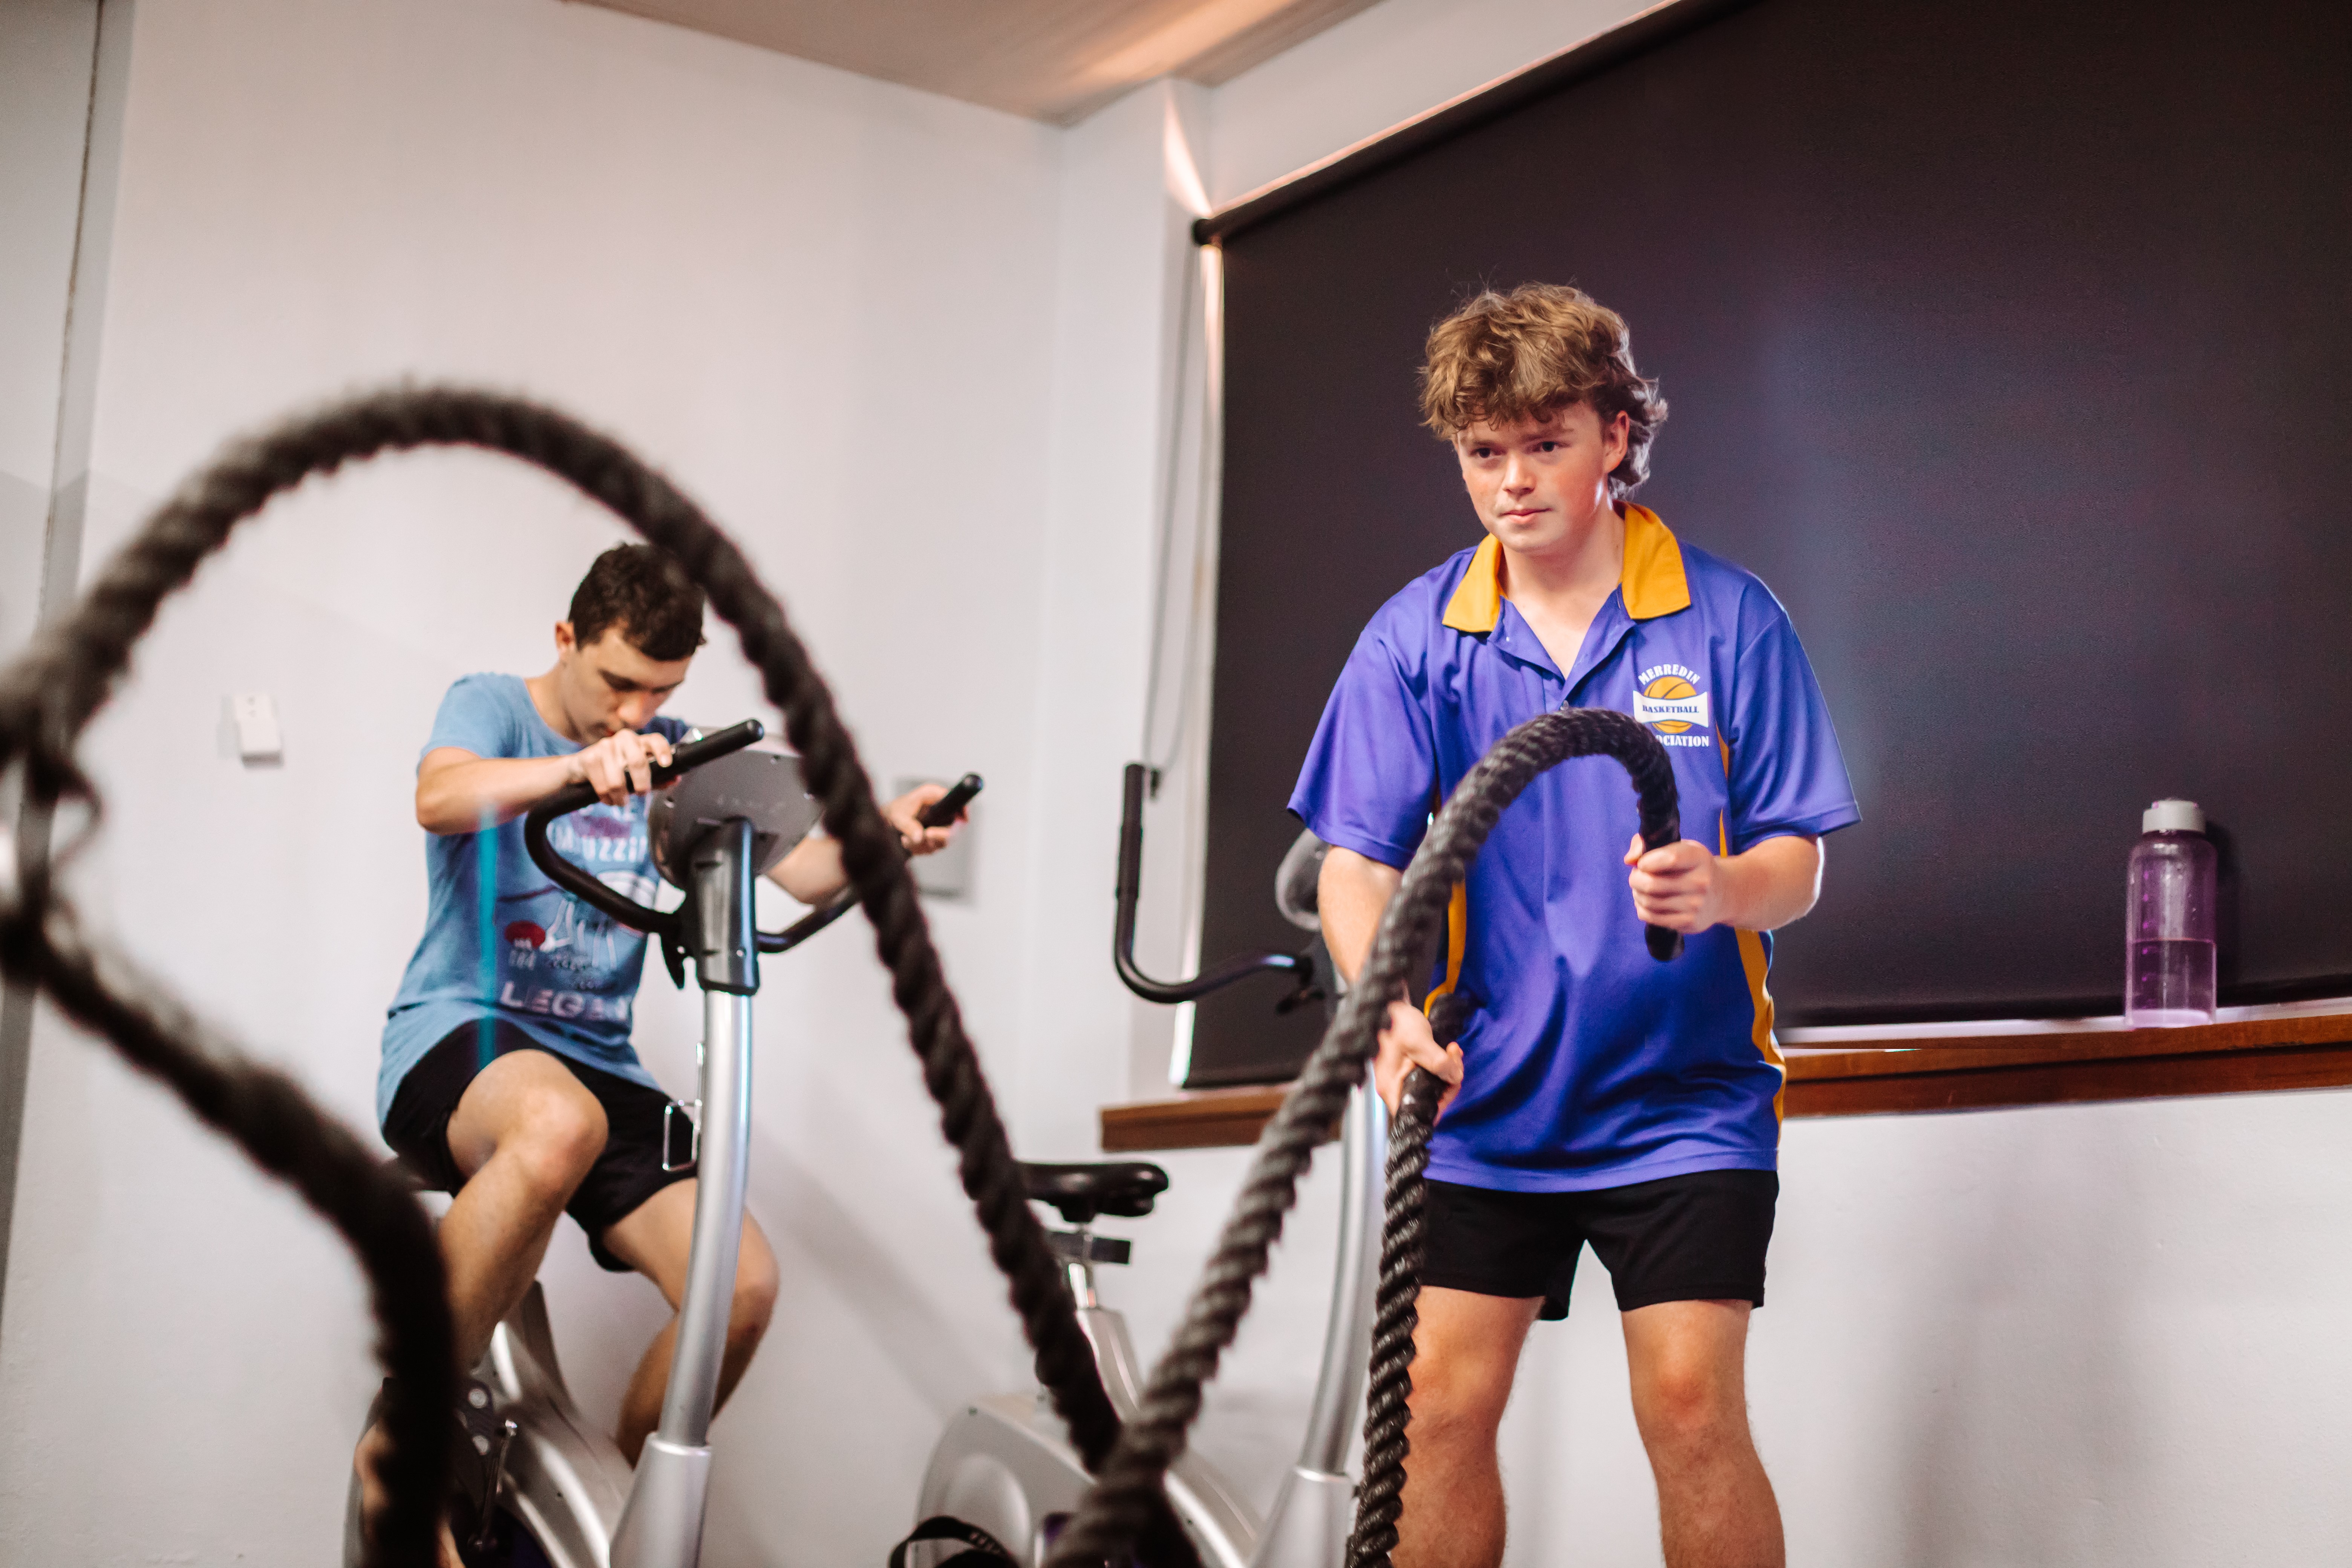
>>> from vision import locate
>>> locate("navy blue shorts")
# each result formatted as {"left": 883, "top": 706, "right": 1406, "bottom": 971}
{"left": 1419, "top": 1169, "right": 1777, "bottom": 1320}
{"left": 382, "top": 1020, "right": 693, "bottom": 1272}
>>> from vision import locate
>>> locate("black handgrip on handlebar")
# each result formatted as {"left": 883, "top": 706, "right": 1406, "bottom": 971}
{"left": 921, "top": 773, "right": 982, "bottom": 828}
{"left": 1114, "top": 762, "right": 1314, "bottom": 1005}
{"left": 522, "top": 718, "right": 767, "bottom": 935}
{"left": 655, "top": 719, "right": 767, "bottom": 785}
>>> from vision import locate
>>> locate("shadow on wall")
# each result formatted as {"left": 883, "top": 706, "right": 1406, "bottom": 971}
{"left": 744, "top": 1127, "right": 994, "bottom": 1413}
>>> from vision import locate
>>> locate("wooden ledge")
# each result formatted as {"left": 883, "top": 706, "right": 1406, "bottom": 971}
{"left": 1101, "top": 1011, "right": 2352, "bottom": 1152}
{"left": 1101, "top": 1084, "right": 1296, "bottom": 1153}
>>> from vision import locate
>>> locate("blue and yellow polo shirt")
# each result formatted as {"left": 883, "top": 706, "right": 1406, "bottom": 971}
{"left": 1289, "top": 506, "right": 1859, "bottom": 1193}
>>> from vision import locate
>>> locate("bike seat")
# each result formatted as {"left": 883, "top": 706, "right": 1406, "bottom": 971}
{"left": 1019, "top": 1161, "right": 1168, "bottom": 1225}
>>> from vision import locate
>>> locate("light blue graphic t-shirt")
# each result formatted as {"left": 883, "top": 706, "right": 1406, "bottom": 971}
{"left": 377, "top": 674, "right": 689, "bottom": 1124}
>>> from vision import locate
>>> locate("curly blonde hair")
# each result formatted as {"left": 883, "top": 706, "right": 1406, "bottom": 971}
{"left": 1419, "top": 283, "right": 1668, "bottom": 499}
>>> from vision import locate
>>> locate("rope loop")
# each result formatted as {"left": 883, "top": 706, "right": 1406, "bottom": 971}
{"left": 0, "top": 386, "right": 1194, "bottom": 1567}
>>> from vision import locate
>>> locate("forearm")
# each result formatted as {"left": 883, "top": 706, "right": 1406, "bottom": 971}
{"left": 1711, "top": 835, "right": 1822, "bottom": 931}
{"left": 764, "top": 781, "right": 963, "bottom": 904}
{"left": 415, "top": 752, "right": 580, "bottom": 834}
{"left": 768, "top": 834, "right": 846, "bottom": 904}
{"left": 1317, "top": 846, "right": 1403, "bottom": 986}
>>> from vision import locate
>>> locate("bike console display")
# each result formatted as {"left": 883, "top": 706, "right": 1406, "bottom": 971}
{"left": 648, "top": 744, "right": 821, "bottom": 888}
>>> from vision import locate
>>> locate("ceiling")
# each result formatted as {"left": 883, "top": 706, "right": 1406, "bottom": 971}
{"left": 573, "top": 0, "right": 1386, "bottom": 125}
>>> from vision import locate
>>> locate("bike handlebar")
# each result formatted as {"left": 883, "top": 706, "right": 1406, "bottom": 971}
{"left": 1113, "top": 762, "right": 1315, "bottom": 1006}
{"left": 522, "top": 719, "right": 767, "bottom": 936}
{"left": 757, "top": 772, "right": 984, "bottom": 955}
{"left": 1111, "top": 720, "right": 1680, "bottom": 1009}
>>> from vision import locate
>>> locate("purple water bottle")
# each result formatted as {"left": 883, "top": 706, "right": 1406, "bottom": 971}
{"left": 2125, "top": 799, "right": 2217, "bottom": 1027}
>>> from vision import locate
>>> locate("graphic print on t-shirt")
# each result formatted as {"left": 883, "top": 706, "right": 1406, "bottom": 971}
{"left": 489, "top": 805, "right": 660, "bottom": 1026}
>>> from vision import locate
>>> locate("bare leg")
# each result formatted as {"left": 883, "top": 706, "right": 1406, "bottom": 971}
{"left": 1391, "top": 1287, "right": 1541, "bottom": 1568}
{"left": 355, "top": 1050, "right": 610, "bottom": 1565}
{"left": 597, "top": 1180, "right": 780, "bottom": 1464}
{"left": 1622, "top": 1300, "right": 1783, "bottom": 1568}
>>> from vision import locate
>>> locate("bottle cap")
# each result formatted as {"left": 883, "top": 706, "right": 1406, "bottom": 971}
{"left": 2142, "top": 799, "right": 2205, "bottom": 835}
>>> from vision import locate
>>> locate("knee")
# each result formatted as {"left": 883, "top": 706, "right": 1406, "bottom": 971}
{"left": 728, "top": 1234, "right": 779, "bottom": 1352}
{"left": 1404, "top": 1351, "right": 1513, "bottom": 1452}
{"left": 508, "top": 1087, "right": 608, "bottom": 1200}
{"left": 1635, "top": 1357, "right": 1740, "bottom": 1453}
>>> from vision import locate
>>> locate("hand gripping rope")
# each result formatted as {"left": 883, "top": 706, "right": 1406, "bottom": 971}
{"left": 0, "top": 386, "right": 1197, "bottom": 1568}
{"left": 1043, "top": 706, "right": 1684, "bottom": 1568}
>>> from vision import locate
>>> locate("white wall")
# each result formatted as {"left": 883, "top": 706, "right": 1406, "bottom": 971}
{"left": 0, "top": 1, "right": 1065, "bottom": 1563}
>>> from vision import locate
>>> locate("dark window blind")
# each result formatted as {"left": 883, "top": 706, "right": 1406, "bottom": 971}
{"left": 1187, "top": 0, "right": 2352, "bottom": 1085}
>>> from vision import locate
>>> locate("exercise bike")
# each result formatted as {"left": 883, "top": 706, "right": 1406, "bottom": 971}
{"left": 906, "top": 764, "right": 1380, "bottom": 1568}
{"left": 347, "top": 719, "right": 977, "bottom": 1568}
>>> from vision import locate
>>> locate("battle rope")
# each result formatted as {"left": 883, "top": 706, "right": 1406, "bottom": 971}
{"left": 1043, "top": 706, "right": 1681, "bottom": 1568}
{"left": 0, "top": 874, "right": 455, "bottom": 1568}
{"left": 0, "top": 386, "right": 1194, "bottom": 1568}
{"left": 1341, "top": 984, "right": 1476, "bottom": 1568}
{"left": 1344, "top": 1061, "right": 1446, "bottom": 1568}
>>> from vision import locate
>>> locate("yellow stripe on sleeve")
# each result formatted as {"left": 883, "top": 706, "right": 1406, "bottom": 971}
{"left": 1716, "top": 737, "right": 1786, "bottom": 1127}
{"left": 1424, "top": 880, "right": 1469, "bottom": 1012}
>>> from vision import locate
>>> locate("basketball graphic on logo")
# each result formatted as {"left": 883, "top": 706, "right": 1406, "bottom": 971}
{"left": 1642, "top": 673, "right": 1698, "bottom": 732}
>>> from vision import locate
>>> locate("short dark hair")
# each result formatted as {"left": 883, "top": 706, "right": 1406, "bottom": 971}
{"left": 568, "top": 544, "right": 706, "bottom": 661}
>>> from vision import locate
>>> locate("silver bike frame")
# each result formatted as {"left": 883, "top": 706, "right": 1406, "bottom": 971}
{"left": 1250, "top": 1078, "right": 1384, "bottom": 1568}
{"left": 446, "top": 975, "right": 752, "bottom": 1568}
{"left": 610, "top": 986, "right": 752, "bottom": 1568}
{"left": 913, "top": 1071, "right": 1385, "bottom": 1568}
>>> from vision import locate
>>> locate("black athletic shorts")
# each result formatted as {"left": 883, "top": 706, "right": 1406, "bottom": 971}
{"left": 1420, "top": 1169, "right": 1777, "bottom": 1321}
{"left": 382, "top": 1019, "right": 695, "bottom": 1273}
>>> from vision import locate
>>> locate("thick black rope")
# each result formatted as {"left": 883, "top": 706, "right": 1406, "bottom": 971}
{"left": 1344, "top": 1060, "right": 1444, "bottom": 1568}
{"left": 1044, "top": 706, "right": 1681, "bottom": 1568}
{"left": 0, "top": 878, "right": 455, "bottom": 1568}
{"left": 1341, "top": 985, "right": 1473, "bottom": 1568}
{"left": 0, "top": 386, "right": 1192, "bottom": 1568}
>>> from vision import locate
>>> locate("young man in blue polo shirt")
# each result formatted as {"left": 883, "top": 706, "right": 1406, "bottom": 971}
{"left": 1295, "top": 284, "right": 1857, "bottom": 1568}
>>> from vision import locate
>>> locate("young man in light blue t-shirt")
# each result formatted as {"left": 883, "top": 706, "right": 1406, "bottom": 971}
{"left": 354, "top": 544, "right": 959, "bottom": 1562}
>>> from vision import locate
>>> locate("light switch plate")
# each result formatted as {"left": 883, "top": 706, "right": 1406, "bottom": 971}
{"left": 230, "top": 692, "right": 282, "bottom": 764}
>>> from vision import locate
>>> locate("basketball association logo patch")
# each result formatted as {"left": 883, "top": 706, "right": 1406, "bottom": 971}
{"left": 1634, "top": 663, "right": 1711, "bottom": 747}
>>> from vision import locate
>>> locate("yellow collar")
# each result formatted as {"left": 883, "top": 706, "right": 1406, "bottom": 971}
{"left": 1440, "top": 504, "right": 1691, "bottom": 634}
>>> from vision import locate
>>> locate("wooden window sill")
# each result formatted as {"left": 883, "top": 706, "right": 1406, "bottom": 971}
{"left": 1099, "top": 1010, "right": 2352, "bottom": 1153}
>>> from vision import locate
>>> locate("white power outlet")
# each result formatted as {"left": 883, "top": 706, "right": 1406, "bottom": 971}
{"left": 230, "top": 692, "right": 283, "bottom": 763}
